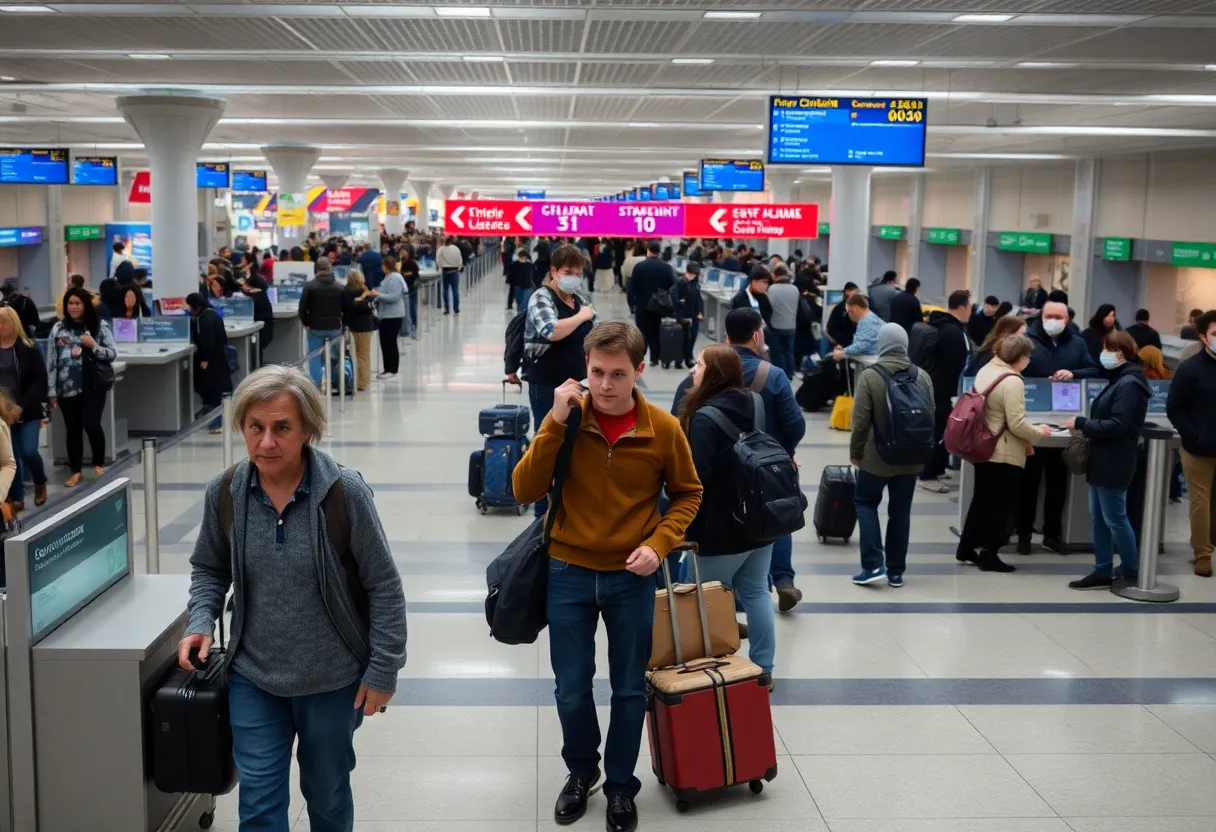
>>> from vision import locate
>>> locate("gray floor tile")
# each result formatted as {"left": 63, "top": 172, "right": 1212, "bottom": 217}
{"left": 957, "top": 705, "right": 1202, "bottom": 754}
{"left": 354, "top": 706, "right": 538, "bottom": 756}
{"left": 774, "top": 705, "right": 995, "bottom": 755}
{"left": 827, "top": 821, "right": 1072, "bottom": 832}
{"left": 1061, "top": 819, "right": 1216, "bottom": 832}
{"left": 1005, "top": 753, "right": 1216, "bottom": 817}
{"left": 351, "top": 756, "right": 538, "bottom": 821}
{"left": 1145, "top": 704, "right": 1216, "bottom": 753}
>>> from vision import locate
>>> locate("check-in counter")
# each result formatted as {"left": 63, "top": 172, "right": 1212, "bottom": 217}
{"left": 224, "top": 319, "right": 264, "bottom": 384}
{"left": 265, "top": 304, "right": 304, "bottom": 365}
{"left": 47, "top": 360, "right": 131, "bottom": 466}
{"left": 698, "top": 269, "right": 746, "bottom": 342}
{"left": 114, "top": 343, "right": 196, "bottom": 435}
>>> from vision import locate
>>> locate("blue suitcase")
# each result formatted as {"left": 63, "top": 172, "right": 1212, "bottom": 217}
{"left": 478, "top": 437, "right": 529, "bottom": 515}
{"left": 479, "top": 381, "right": 530, "bottom": 438}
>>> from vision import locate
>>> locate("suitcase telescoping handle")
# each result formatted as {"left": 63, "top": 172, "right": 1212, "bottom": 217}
{"left": 188, "top": 595, "right": 228, "bottom": 672}
{"left": 660, "top": 542, "right": 712, "bottom": 667}
{"left": 502, "top": 379, "right": 523, "bottom": 402}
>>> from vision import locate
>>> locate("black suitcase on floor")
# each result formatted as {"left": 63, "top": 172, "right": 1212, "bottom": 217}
{"left": 659, "top": 319, "right": 684, "bottom": 368}
{"left": 149, "top": 633, "right": 238, "bottom": 797}
{"left": 814, "top": 465, "right": 857, "bottom": 543}
{"left": 796, "top": 365, "right": 833, "bottom": 412}
{"left": 468, "top": 450, "right": 485, "bottom": 498}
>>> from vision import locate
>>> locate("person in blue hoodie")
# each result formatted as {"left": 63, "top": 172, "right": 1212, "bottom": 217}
{"left": 669, "top": 261, "right": 704, "bottom": 369}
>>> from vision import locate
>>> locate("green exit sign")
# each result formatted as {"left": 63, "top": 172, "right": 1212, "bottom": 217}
{"left": 817, "top": 222, "right": 830, "bottom": 235}
{"left": 65, "top": 224, "right": 103, "bottom": 242}
{"left": 877, "top": 225, "right": 904, "bottom": 240}
{"left": 998, "top": 231, "right": 1052, "bottom": 255}
{"left": 1171, "top": 242, "right": 1216, "bottom": 269}
{"left": 1102, "top": 237, "right": 1132, "bottom": 261}
{"left": 925, "top": 227, "right": 961, "bottom": 245}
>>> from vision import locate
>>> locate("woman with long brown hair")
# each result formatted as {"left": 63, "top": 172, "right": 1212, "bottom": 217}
{"left": 964, "top": 314, "right": 1027, "bottom": 377}
{"left": 676, "top": 344, "right": 777, "bottom": 674}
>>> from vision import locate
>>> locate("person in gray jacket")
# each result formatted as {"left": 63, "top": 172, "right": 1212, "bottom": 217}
{"left": 765, "top": 263, "right": 801, "bottom": 378}
{"left": 868, "top": 271, "right": 901, "bottom": 322}
{"left": 849, "top": 323, "right": 935, "bottom": 588}
{"left": 178, "top": 364, "right": 407, "bottom": 832}
{"left": 375, "top": 255, "right": 408, "bottom": 378}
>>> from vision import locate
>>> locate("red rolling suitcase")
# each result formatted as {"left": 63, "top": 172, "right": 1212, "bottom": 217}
{"left": 645, "top": 548, "right": 777, "bottom": 813}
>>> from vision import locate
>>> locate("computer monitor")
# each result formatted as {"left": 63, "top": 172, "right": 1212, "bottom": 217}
{"left": 138, "top": 317, "right": 190, "bottom": 342}
{"left": 111, "top": 317, "right": 137, "bottom": 344}
{"left": 1023, "top": 379, "right": 1082, "bottom": 413}
{"left": 959, "top": 376, "right": 976, "bottom": 395}
{"left": 706, "top": 268, "right": 721, "bottom": 285}
{"left": 824, "top": 289, "right": 844, "bottom": 307}
{"left": 1149, "top": 380, "right": 1169, "bottom": 413}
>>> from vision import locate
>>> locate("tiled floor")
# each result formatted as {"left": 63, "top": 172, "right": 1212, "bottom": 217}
{"left": 128, "top": 270, "right": 1215, "bottom": 831}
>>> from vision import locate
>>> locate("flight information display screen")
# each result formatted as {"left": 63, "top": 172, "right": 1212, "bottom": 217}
{"left": 196, "top": 162, "right": 230, "bottom": 188}
{"left": 0, "top": 148, "right": 69, "bottom": 184}
{"left": 71, "top": 156, "right": 117, "bottom": 186}
{"left": 231, "top": 169, "right": 267, "bottom": 192}
{"left": 768, "top": 96, "right": 927, "bottom": 167}
{"left": 699, "top": 159, "right": 764, "bottom": 192}
{"left": 682, "top": 171, "right": 701, "bottom": 197}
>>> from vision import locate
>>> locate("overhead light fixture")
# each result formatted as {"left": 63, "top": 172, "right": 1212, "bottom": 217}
{"left": 435, "top": 6, "right": 492, "bottom": 18}
{"left": 1205, "top": 65, "right": 1216, "bottom": 71}
{"left": 129, "top": 53, "right": 172, "bottom": 60}
{"left": 462, "top": 55, "right": 504, "bottom": 62}
{"left": 0, "top": 5, "right": 56, "bottom": 12}
{"left": 702, "top": 11, "right": 761, "bottom": 20}
{"left": 0, "top": 76, "right": 14, "bottom": 82}
{"left": 1015, "top": 61, "right": 1080, "bottom": 69}
{"left": 951, "top": 13, "right": 1014, "bottom": 23}
{"left": 870, "top": 60, "right": 919, "bottom": 67}
{"left": 672, "top": 58, "right": 714, "bottom": 65}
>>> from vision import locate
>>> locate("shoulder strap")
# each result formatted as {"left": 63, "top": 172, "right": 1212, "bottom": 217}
{"left": 323, "top": 477, "right": 366, "bottom": 627}
{"left": 219, "top": 466, "right": 236, "bottom": 548}
{"left": 700, "top": 405, "right": 744, "bottom": 441}
{"left": 749, "top": 360, "right": 771, "bottom": 393}
{"left": 980, "top": 372, "right": 1016, "bottom": 398}
{"left": 543, "top": 407, "right": 583, "bottom": 545}
{"left": 750, "top": 391, "right": 766, "bottom": 432}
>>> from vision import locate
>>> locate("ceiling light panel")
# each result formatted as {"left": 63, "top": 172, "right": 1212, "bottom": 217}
{"left": 672, "top": 58, "right": 714, "bottom": 65}
{"left": 0, "top": 14, "right": 275, "bottom": 51}
{"left": 951, "top": 14, "right": 1016, "bottom": 23}
{"left": 498, "top": 18, "right": 584, "bottom": 53}
{"left": 585, "top": 19, "right": 695, "bottom": 54}
{"left": 434, "top": 6, "right": 492, "bottom": 19}
{"left": 702, "top": 11, "right": 761, "bottom": 20}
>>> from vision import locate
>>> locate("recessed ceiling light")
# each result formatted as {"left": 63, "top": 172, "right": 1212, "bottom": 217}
{"left": 129, "top": 53, "right": 172, "bottom": 60}
{"left": 0, "top": 76, "right": 14, "bottom": 82}
{"left": 951, "top": 13, "right": 1014, "bottom": 23}
{"left": 870, "top": 60, "right": 919, "bottom": 67}
{"left": 0, "top": 5, "right": 56, "bottom": 12}
{"left": 435, "top": 6, "right": 492, "bottom": 18}
{"left": 672, "top": 58, "right": 714, "bottom": 65}
{"left": 462, "top": 55, "right": 504, "bottom": 62}
{"left": 1015, "top": 61, "right": 1080, "bottom": 69}
{"left": 1205, "top": 65, "right": 1216, "bottom": 71}
{"left": 703, "top": 11, "right": 761, "bottom": 20}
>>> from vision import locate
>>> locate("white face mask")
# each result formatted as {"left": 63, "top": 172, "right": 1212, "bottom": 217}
{"left": 557, "top": 276, "right": 582, "bottom": 294}
{"left": 1042, "top": 318, "right": 1066, "bottom": 337}
{"left": 1099, "top": 351, "right": 1124, "bottom": 371}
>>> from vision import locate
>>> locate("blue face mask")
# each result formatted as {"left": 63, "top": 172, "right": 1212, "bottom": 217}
{"left": 1099, "top": 351, "right": 1124, "bottom": 370}
{"left": 557, "top": 276, "right": 582, "bottom": 294}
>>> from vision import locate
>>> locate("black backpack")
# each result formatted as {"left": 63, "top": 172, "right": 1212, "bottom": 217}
{"left": 504, "top": 308, "right": 527, "bottom": 377}
{"left": 700, "top": 393, "right": 807, "bottom": 545}
{"left": 870, "top": 364, "right": 935, "bottom": 466}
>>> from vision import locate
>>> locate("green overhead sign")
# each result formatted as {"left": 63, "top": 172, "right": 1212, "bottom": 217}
{"left": 1171, "top": 242, "right": 1216, "bottom": 269}
{"left": 817, "top": 222, "right": 830, "bottom": 235}
{"left": 925, "top": 227, "right": 961, "bottom": 245}
{"left": 65, "top": 224, "right": 103, "bottom": 242}
{"left": 998, "top": 231, "right": 1052, "bottom": 255}
{"left": 1102, "top": 237, "right": 1132, "bottom": 261}
{"left": 876, "top": 225, "right": 904, "bottom": 240}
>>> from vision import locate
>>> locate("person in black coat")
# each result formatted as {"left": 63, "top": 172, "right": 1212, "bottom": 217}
{"left": 186, "top": 293, "right": 233, "bottom": 434}
{"left": 1166, "top": 310, "right": 1216, "bottom": 577}
{"left": 1021, "top": 277, "right": 1048, "bottom": 316}
{"left": 506, "top": 248, "right": 535, "bottom": 310}
{"left": 729, "top": 265, "right": 773, "bottom": 327}
{"left": 826, "top": 282, "right": 858, "bottom": 350}
{"left": 911, "top": 292, "right": 974, "bottom": 487}
{"left": 1082, "top": 303, "right": 1121, "bottom": 367}
{"left": 627, "top": 241, "right": 675, "bottom": 365}
{"left": 238, "top": 273, "right": 274, "bottom": 364}
{"left": 669, "top": 261, "right": 705, "bottom": 369}
{"left": 1064, "top": 331, "right": 1150, "bottom": 589}
{"left": 1126, "top": 308, "right": 1162, "bottom": 351}
{"left": 968, "top": 295, "right": 1001, "bottom": 346}
{"left": 888, "top": 278, "right": 924, "bottom": 334}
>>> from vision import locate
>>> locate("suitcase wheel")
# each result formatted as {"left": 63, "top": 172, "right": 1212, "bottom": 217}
{"left": 199, "top": 811, "right": 214, "bottom": 830}
{"left": 662, "top": 362, "right": 670, "bottom": 369}
{"left": 819, "top": 535, "right": 826, "bottom": 543}
{"left": 479, "top": 503, "right": 488, "bottom": 515}
{"left": 515, "top": 504, "right": 526, "bottom": 516}
{"left": 749, "top": 780, "right": 764, "bottom": 795}
{"left": 675, "top": 800, "right": 690, "bottom": 814}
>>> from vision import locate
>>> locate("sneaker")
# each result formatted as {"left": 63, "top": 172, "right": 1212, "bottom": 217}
{"left": 937, "top": 472, "right": 953, "bottom": 482}
{"left": 775, "top": 582, "right": 802, "bottom": 612}
{"left": 918, "top": 480, "right": 949, "bottom": 494}
{"left": 888, "top": 573, "right": 904, "bottom": 588}
{"left": 554, "top": 770, "right": 600, "bottom": 825}
{"left": 1069, "top": 570, "right": 1113, "bottom": 590}
{"left": 605, "top": 794, "right": 638, "bottom": 832}
{"left": 852, "top": 567, "right": 887, "bottom": 586}
{"left": 1196, "top": 556, "right": 1212, "bottom": 578}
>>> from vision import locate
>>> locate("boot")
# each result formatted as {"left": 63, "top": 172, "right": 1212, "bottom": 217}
{"left": 977, "top": 550, "right": 1016, "bottom": 573}
{"left": 1196, "top": 556, "right": 1213, "bottom": 578}
{"left": 34, "top": 482, "right": 47, "bottom": 506}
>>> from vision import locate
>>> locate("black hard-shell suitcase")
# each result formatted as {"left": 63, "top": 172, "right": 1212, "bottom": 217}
{"left": 468, "top": 450, "right": 485, "bottom": 498}
{"left": 796, "top": 365, "right": 832, "bottom": 412}
{"left": 660, "top": 319, "right": 684, "bottom": 368}
{"left": 814, "top": 465, "right": 856, "bottom": 543}
{"left": 149, "top": 633, "right": 238, "bottom": 802}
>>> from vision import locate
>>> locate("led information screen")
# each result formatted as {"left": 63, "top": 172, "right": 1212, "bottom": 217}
{"left": 71, "top": 156, "right": 117, "bottom": 186}
{"left": 0, "top": 227, "right": 43, "bottom": 247}
{"left": 231, "top": 169, "right": 267, "bottom": 192}
{"left": 768, "top": 96, "right": 927, "bottom": 167}
{"left": 29, "top": 487, "right": 129, "bottom": 643}
{"left": 699, "top": 159, "right": 765, "bottom": 192}
{"left": 138, "top": 317, "right": 191, "bottom": 342}
{"left": 196, "top": 162, "right": 230, "bottom": 189}
{"left": 0, "top": 148, "right": 69, "bottom": 184}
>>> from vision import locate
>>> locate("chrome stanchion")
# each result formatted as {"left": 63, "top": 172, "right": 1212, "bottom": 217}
{"left": 142, "top": 439, "right": 159, "bottom": 574}
{"left": 338, "top": 334, "right": 347, "bottom": 411}
{"left": 323, "top": 338, "right": 332, "bottom": 430}
{"left": 221, "top": 395, "right": 234, "bottom": 470}
{"left": 1114, "top": 425, "right": 1181, "bottom": 602}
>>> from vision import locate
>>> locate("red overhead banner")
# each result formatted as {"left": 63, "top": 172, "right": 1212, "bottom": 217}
{"left": 444, "top": 199, "right": 818, "bottom": 238}
{"left": 128, "top": 171, "right": 151, "bottom": 204}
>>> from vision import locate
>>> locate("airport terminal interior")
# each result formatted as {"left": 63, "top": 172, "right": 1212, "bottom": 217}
{"left": 4, "top": 1, "right": 1216, "bottom": 831}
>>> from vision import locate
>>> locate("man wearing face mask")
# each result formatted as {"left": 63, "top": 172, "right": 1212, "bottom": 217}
{"left": 1167, "top": 310, "right": 1216, "bottom": 578}
{"left": 1019, "top": 299, "right": 1101, "bottom": 554}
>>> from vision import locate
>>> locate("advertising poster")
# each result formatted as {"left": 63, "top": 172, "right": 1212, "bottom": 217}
{"left": 277, "top": 193, "right": 307, "bottom": 227}
{"left": 307, "top": 187, "right": 381, "bottom": 214}
{"left": 155, "top": 297, "right": 189, "bottom": 317}
{"left": 104, "top": 223, "right": 152, "bottom": 277}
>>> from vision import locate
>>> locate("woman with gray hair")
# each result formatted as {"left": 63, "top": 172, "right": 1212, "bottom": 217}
{"left": 178, "top": 364, "right": 407, "bottom": 831}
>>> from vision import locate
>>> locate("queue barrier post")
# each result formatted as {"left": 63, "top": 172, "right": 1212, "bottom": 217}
{"left": 323, "top": 337, "right": 332, "bottom": 431}
{"left": 142, "top": 438, "right": 159, "bottom": 574}
{"left": 222, "top": 394, "right": 234, "bottom": 471}
{"left": 339, "top": 333, "right": 347, "bottom": 411}
{"left": 1114, "top": 425, "right": 1181, "bottom": 603}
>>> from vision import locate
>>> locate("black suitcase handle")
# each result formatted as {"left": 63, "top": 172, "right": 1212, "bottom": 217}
{"left": 189, "top": 600, "right": 228, "bottom": 671}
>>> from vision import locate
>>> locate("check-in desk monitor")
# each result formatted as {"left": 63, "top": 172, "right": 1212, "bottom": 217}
{"left": 276, "top": 282, "right": 304, "bottom": 303}
{"left": 706, "top": 268, "right": 721, "bottom": 285}
{"left": 138, "top": 316, "right": 190, "bottom": 343}
{"left": 1023, "top": 379, "right": 1082, "bottom": 414}
{"left": 212, "top": 295, "right": 254, "bottom": 320}
{"left": 112, "top": 317, "right": 138, "bottom": 344}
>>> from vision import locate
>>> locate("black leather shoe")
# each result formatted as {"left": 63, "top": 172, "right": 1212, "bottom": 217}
{"left": 1042, "top": 537, "right": 1070, "bottom": 556}
{"left": 605, "top": 794, "right": 638, "bottom": 832}
{"left": 555, "top": 770, "right": 599, "bottom": 825}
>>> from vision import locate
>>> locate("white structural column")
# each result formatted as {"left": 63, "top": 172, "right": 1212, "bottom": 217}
{"left": 907, "top": 173, "right": 926, "bottom": 294}
{"left": 1069, "top": 158, "right": 1100, "bottom": 318}
{"left": 47, "top": 185, "right": 65, "bottom": 294}
{"left": 828, "top": 166, "right": 873, "bottom": 292}
{"left": 968, "top": 167, "right": 993, "bottom": 302}
{"left": 320, "top": 173, "right": 348, "bottom": 192}
{"left": 201, "top": 189, "right": 217, "bottom": 260}
{"left": 766, "top": 170, "right": 796, "bottom": 261}
{"left": 262, "top": 144, "right": 320, "bottom": 250}
{"left": 417, "top": 180, "right": 439, "bottom": 229}
{"left": 377, "top": 168, "right": 408, "bottom": 235}
{"left": 115, "top": 161, "right": 132, "bottom": 221}
{"left": 117, "top": 92, "right": 226, "bottom": 300}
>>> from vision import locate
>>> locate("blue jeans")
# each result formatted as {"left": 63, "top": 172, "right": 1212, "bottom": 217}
{"left": 547, "top": 560, "right": 655, "bottom": 798}
{"left": 769, "top": 534, "right": 794, "bottom": 586}
{"left": 228, "top": 670, "right": 363, "bottom": 832}
{"left": 515, "top": 287, "right": 533, "bottom": 311}
{"left": 441, "top": 271, "right": 460, "bottom": 312}
{"left": 306, "top": 329, "right": 343, "bottom": 387}
{"left": 1090, "top": 484, "right": 1140, "bottom": 575}
{"left": 855, "top": 470, "right": 917, "bottom": 576}
{"left": 771, "top": 328, "right": 796, "bottom": 378}
{"left": 8, "top": 420, "right": 45, "bottom": 502}
{"left": 407, "top": 290, "right": 418, "bottom": 335}
{"left": 694, "top": 546, "right": 776, "bottom": 673}
{"left": 529, "top": 381, "right": 555, "bottom": 517}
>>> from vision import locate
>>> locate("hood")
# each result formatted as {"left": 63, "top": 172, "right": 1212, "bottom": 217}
{"left": 697, "top": 389, "right": 755, "bottom": 430}
{"left": 1110, "top": 362, "right": 1152, "bottom": 396}
{"left": 928, "top": 310, "right": 963, "bottom": 330}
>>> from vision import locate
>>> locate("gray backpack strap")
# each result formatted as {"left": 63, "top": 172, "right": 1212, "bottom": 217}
{"left": 750, "top": 392, "right": 766, "bottom": 433}
{"left": 700, "top": 405, "right": 743, "bottom": 441}
{"left": 749, "top": 361, "right": 771, "bottom": 393}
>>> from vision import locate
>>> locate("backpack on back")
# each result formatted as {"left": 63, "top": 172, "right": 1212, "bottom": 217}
{"left": 700, "top": 393, "right": 807, "bottom": 545}
{"left": 944, "top": 372, "right": 1015, "bottom": 463}
{"left": 870, "top": 365, "right": 935, "bottom": 466}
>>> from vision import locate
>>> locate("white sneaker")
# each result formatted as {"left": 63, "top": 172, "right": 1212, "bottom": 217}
{"left": 918, "top": 480, "right": 949, "bottom": 494}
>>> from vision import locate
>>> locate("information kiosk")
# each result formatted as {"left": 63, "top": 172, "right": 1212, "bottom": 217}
{"left": 4, "top": 479, "right": 203, "bottom": 831}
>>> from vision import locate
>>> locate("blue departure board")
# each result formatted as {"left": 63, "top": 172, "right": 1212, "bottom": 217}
{"left": 654, "top": 183, "right": 669, "bottom": 200}
{"left": 639, "top": 186, "right": 653, "bottom": 201}
{"left": 699, "top": 159, "right": 764, "bottom": 192}
{"left": 196, "top": 162, "right": 230, "bottom": 188}
{"left": 71, "top": 156, "right": 117, "bottom": 186}
{"left": 0, "top": 148, "right": 68, "bottom": 184}
{"left": 682, "top": 171, "right": 701, "bottom": 197}
{"left": 0, "top": 227, "right": 42, "bottom": 247}
{"left": 668, "top": 182, "right": 681, "bottom": 199}
{"left": 768, "top": 96, "right": 927, "bottom": 167}
{"left": 231, "top": 169, "right": 267, "bottom": 192}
